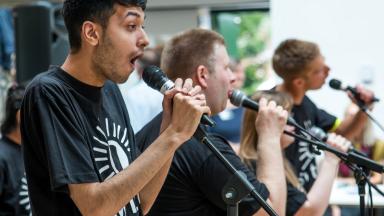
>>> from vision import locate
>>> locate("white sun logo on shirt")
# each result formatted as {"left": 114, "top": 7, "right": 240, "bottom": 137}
{"left": 92, "top": 117, "right": 139, "bottom": 215}
{"left": 19, "top": 175, "right": 32, "bottom": 216}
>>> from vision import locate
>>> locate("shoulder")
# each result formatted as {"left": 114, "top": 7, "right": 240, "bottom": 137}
{"left": 301, "top": 95, "right": 317, "bottom": 107}
{"left": 24, "top": 66, "right": 70, "bottom": 102}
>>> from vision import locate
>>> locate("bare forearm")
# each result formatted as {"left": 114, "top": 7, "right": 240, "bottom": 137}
{"left": 256, "top": 136, "right": 286, "bottom": 215}
{"left": 296, "top": 156, "right": 339, "bottom": 216}
{"left": 69, "top": 128, "right": 184, "bottom": 216}
{"left": 337, "top": 111, "right": 367, "bottom": 140}
{"left": 139, "top": 157, "right": 173, "bottom": 214}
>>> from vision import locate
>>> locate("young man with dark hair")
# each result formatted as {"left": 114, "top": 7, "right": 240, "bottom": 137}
{"left": 0, "top": 85, "right": 29, "bottom": 215}
{"left": 20, "top": 1, "right": 209, "bottom": 215}
{"left": 137, "top": 28, "right": 289, "bottom": 216}
{"left": 272, "top": 39, "right": 374, "bottom": 191}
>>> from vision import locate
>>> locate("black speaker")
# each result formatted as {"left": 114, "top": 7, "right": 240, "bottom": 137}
{"left": 14, "top": 2, "right": 69, "bottom": 83}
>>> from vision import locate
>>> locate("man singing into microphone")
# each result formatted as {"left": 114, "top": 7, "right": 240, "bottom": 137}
{"left": 272, "top": 39, "right": 375, "bottom": 191}
{"left": 20, "top": 1, "right": 209, "bottom": 215}
{"left": 137, "top": 28, "right": 288, "bottom": 216}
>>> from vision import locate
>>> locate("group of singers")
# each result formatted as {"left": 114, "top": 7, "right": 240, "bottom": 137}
{"left": 0, "top": 0, "right": 380, "bottom": 215}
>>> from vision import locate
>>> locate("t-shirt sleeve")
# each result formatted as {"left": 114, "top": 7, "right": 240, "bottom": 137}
{"left": 194, "top": 134, "right": 270, "bottom": 216}
{"left": 29, "top": 92, "right": 99, "bottom": 192}
{"left": 315, "top": 108, "right": 338, "bottom": 132}
{"left": 286, "top": 183, "right": 307, "bottom": 216}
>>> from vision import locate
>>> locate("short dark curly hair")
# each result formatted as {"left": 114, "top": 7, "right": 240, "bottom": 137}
{"left": 62, "top": 0, "right": 147, "bottom": 53}
{"left": 272, "top": 39, "right": 320, "bottom": 81}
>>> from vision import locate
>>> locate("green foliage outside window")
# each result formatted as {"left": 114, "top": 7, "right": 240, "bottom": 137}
{"left": 212, "top": 10, "right": 271, "bottom": 94}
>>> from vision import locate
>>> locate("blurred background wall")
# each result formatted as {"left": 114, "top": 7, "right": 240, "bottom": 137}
{"left": 271, "top": 0, "right": 384, "bottom": 138}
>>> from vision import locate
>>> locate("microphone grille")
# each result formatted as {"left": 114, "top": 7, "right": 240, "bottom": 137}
{"left": 142, "top": 65, "right": 165, "bottom": 91}
{"left": 329, "top": 79, "right": 342, "bottom": 90}
{"left": 229, "top": 89, "right": 245, "bottom": 107}
{"left": 309, "top": 126, "right": 327, "bottom": 142}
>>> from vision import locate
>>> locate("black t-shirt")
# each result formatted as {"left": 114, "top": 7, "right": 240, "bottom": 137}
{"left": 245, "top": 159, "right": 307, "bottom": 216}
{"left": 285, "top": 95, "right": 336, "bottom": 191}
{"left": 0, "top": 136, "right": 29, "bottom": 216}
{"left": 21, "top": 66, "right": 141, "bottom": 216}
{"left": 136, "top": 113, "right": 269, "bottom": 216}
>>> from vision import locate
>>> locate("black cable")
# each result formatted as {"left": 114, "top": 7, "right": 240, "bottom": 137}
{"left": 365, "top": 110, "right": 384, "bottom": 135}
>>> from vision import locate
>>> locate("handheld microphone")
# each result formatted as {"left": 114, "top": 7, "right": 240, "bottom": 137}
{"left": 308, "top": 126, "right": 359, "bottom": 153}
{"left": 309, "top": 126, "right": 328, "bottom": 142}
{"left": 329, "top": 79, "right": 379, "bottom": 103}
{"left": 229, "top": 89, "right": 297, "bottom": 126}
{"left": 142, "top": 65, "right": 215, "bottom": 127}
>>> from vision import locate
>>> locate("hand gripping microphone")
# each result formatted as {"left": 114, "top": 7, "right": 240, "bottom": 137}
{"left": 329, "top": 79, "right": 380, "bottom": 103}
{"left": 308, "top": 126, "right": 361, "bottom": 153}
{"left": 142, "top": 65, "right": 215, "bottom": 127}
{"left": 229, "top": 89, "right": 298, "bottom": 126}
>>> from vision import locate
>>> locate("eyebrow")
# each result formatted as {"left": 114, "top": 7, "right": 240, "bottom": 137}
{"left": 125, "top": 11, "right": 146, "bottom": 19}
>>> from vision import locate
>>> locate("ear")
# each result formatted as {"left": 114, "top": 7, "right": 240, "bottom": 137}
{"left": 195, "top": 65, "right": 210, "bottom": 89}
{"left": 292, "top": 77, "right": 305, "bottom": 88}
{"left": 81, "top": 21, "right": 101, "bottom": 47}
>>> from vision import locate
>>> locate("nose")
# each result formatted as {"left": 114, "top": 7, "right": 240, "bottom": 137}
{"left": 324, "top": 65, "right": 330, "bottom": 76}
{"left": 229, "top": 69, "right": 236, "bottom": 85}
{"left": 138, "top": 28, "right": 149, "bottom": 48}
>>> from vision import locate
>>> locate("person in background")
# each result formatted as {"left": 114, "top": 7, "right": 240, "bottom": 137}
{"left": 0, "top": 84, "right": 30, "bottom": 215}
{"left": 137, "top": 28, "right": 288, "bottom": 216}
{"left": 209, "top": 58, "right": 245, "bottom": 152}
{"left": 272, "top": 39, "right": 375, "bottom": 192}
{"left": 239, "top": 90, "right": 351, "bottom": 216}
{"left": 338, "top": 103, "right": 384, "bottom": 183}
{"left": 119, "top": 45, "right": 164, "bottom": 133}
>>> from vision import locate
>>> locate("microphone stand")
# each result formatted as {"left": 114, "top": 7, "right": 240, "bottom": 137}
{"left": 353, "top": 99, "right": 384, "bottom": 135}
{"left": 194, "top": 125, "right": 278, "bottom": 216}
{"left": 284, "top": 130, "right": 384, "bottom": 216}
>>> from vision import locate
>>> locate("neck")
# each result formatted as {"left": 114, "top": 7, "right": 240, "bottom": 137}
{"left": 277, "top": 82, "right": 306, "bottom": 104}
{"left": 61, "top": 51, "right": 105, "bottom": 87}
{"left": 6, "top": 129, "right": 21, "bottom": 145}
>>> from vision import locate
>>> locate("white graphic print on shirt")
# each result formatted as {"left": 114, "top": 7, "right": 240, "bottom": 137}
{"left": 93, "top": 118, "right": 140, "bottom": 216}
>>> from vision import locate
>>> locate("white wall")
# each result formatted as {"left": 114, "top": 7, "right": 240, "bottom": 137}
{"left": 271, "top": 0, "right": 384, "bottom": 138}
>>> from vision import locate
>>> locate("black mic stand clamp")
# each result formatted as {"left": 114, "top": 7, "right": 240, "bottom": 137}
{"left": 353, "top": 165, "right": 368, "bottom": 216}
{"left": 221, "top": 171, "right": 253, "bottom": 216}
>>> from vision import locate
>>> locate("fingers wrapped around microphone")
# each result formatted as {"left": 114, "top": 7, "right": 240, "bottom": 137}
{"left": 170, "top": 91, "right": 210, "bottom": 143}
{"left": 255, "top": 97, "right": 289, "bottom": 138}
{"left": 161, "top": 79, "right": 206, "bottom": 135}
{"left": 325, "top": 133, "right": 350, "bottom": 161}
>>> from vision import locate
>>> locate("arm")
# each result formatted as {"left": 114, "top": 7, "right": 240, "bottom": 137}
{"left": 254, "top": 98, "right": 288, "bottom": 216}
{"left": 295, "top": 133, "right": 350, "bottom": 216}
{"left": 335, "top": 111, "right": 367, "bottom": 140}
{"left": 335, "top": 85, "right": 374, "bottom": 140}
{"left": 69, "top": 79, "right": 210, "bottom": 216}
{"left": 69, "top": 126, "right": 187, "bottom": 216}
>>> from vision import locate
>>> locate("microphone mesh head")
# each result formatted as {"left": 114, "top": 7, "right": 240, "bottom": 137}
{"left": 142, "top": 65, "right": 166, "bottom": 91}
{"left": 329, "top": 79, "right": 342, "bottom": 90}
{"left": 229, "top": 89, "right": 245, "bottom": 107}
